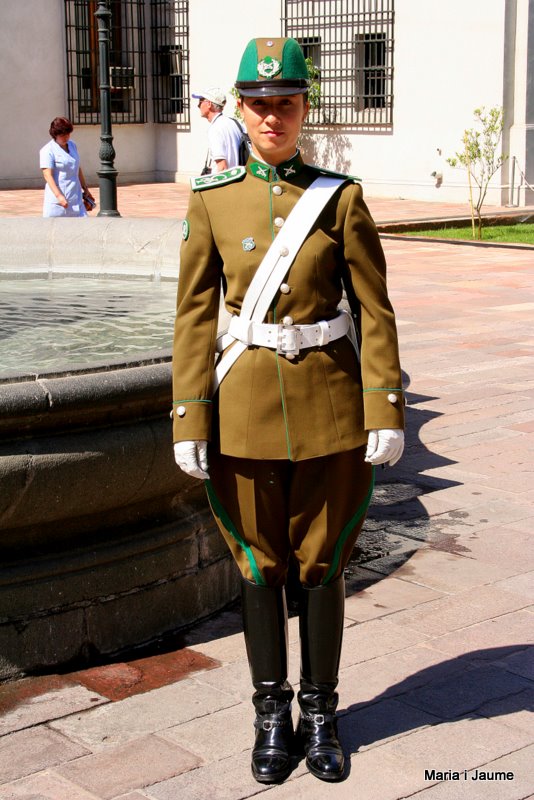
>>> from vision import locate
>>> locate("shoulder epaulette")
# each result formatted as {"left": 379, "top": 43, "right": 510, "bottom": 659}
{"left": 190, "top": 166, "right": 246, "bottom": 192}
{"left": 311, "top": 164, "right": 360, "bottom": 183}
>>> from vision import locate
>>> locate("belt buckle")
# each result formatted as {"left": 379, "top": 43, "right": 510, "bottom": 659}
{"left": 277, "top": 321, "right": 299, "bottom": 359}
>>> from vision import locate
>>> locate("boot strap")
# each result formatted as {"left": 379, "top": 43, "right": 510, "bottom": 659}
{"left": 300, "top": 711, "right": 336, "bottom": 725}
{"left": 254, "top": 716, "right": 290, "bottom": 731}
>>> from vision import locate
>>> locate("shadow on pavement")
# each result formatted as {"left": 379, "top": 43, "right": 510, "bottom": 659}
{"left": 344, "top": 370, "right": 461, "bottom": 597}
{"left": 339, "top": 645, "right": 533, "bottom": 773}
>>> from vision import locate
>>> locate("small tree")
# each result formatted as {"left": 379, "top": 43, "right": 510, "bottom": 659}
{"left": 304, "top": 57, "right": 321, "bottom": 112}
{"left": 447, "top": 106, "right": 507, "bottom": 239}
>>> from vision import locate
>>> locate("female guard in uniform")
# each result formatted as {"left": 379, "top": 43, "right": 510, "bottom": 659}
{"left": 172, "top": 37, "right": 405, "bottom": 784}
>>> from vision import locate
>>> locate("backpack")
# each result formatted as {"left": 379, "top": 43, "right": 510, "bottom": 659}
{"left": 230, "top": 117, "right": 250, "bottom": 166}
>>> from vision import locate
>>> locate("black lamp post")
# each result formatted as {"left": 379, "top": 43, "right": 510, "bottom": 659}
{"left": 95, "top": 0, "right": 120, "bottom": 216}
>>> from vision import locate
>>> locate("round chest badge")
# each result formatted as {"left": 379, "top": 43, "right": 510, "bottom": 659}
{"left": 257, "top": 56, "right": 282, "bottom": 79}
{"left": 182, "top": 219, "right": 190, "bottom": 240}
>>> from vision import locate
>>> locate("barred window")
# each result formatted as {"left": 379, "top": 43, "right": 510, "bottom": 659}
{"left": 65, "top": 0, "right": 147, "bottom": 124}
{"left": 151, "top": 0, "right": 190, "bottom": 126}
{"left": 282, "top": 0, "right": 394, "bottom": 127}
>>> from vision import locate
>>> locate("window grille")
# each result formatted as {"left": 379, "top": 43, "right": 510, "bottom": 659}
{"left": 299, "top": 36, "right": 322, "bottom": 68}
{"left": 151, "top": 0, "right": 190, "bottom": 126}
{"left": 282, "top": 0, "right": 394, "bottom": 127}
{"left": 65, "top": 0, "right": 147, "bottom": 124}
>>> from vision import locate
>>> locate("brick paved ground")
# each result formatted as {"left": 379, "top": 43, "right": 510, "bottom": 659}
{"left": 1, "top": 180, "right": 530, "bottom": 224}
{"left": 0, "top": 188, "right": 533, "bottom": 799}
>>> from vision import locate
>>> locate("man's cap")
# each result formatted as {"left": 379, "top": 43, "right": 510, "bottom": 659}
{"left": 192, "top": 87, "right": 227, "bottom": 106}
{"left": 235, "top": 38, "right": 309, "bottom": 96}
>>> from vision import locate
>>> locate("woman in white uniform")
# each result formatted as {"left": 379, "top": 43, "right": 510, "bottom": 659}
{"left": 40, "top": 117, "right": 95, "bottom": 218}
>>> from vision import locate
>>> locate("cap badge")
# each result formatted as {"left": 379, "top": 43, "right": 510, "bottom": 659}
{"left": 257, "top": 56, "right": 282, "bottom": 79}
{"left": 242, "top": 237, "right": 256, "bottom": 252}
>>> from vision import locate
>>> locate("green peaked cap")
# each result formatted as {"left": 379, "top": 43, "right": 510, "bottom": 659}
{"left": 235, "top": 37, "right": 309, "bottom": 96}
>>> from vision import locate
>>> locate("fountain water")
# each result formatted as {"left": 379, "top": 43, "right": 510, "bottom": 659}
{"left": 0, "top": 274, "right": 176, "bottom": 375}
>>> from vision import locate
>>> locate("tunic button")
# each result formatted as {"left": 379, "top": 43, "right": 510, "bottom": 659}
{"left": 282, "top": 316, "right": 294, "bottom": 326}
{"left": 272, "top": 185, "right": 283, "bottom": 195}
{"left": 279, "top": 246, "right": 289, "bottom": 256}
{"left": 280, "top": 283, "right": 290, "bottom": 294}
{"left": 177, "top": 405, "right": 186, "bottom": 417}
{"left": 274, "top": 216, "right": 285, "bottom": 227}
{"left": 387, "top": 393, "right": 398, "bottom": 404}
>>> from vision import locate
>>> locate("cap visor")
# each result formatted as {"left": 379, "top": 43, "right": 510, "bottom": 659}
{"left": 236, "top": 85, "right": 308, "bottom": 97}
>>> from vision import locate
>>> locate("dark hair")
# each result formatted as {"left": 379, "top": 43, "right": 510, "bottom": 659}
{"left": 49, "top": 117, "right": 74, "bottom": 139}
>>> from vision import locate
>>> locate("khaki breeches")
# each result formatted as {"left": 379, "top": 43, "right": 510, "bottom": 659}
{"left": 205, "top": 445, "right": 374, "bottom": 588}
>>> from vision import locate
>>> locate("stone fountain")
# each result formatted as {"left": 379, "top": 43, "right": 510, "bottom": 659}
{"left": 0, "top": 218, "right": 239, "bottom": 680}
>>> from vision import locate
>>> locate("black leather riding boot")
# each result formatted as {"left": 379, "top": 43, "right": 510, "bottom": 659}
{"left": 241, "top": 578, "right": 294, "bottom": 784}
{"left": 297, "top": 574, "right": 346, "bottom": 781}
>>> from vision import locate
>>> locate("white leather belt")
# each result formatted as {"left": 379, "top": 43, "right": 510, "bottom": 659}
{"left": 218, "top": 310, "right": 351, "bottom": 360}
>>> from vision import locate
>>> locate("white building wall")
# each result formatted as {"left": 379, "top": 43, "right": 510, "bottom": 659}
{"left": 0, "top": 0, "right": 158, "bottom": 190}
{"left": 358, "top": 0, "right": 506, "bottom": 202}
{"left": 506, "top": 0, "right": 534, "bottom": 205}
{"left": 0, "top": 1, "right": 66, "bottom": 189}
{"left": 0, "top": 0, "right": 528, "bottom": 206}
{"left": 152, "top": 0, "right": 513, "bottom": 204}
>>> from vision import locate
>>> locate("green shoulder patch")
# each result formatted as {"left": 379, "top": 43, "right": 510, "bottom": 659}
{"left": 313, "top": 165, "right": 361, "bottom": 183}
{"left": 191, "top": 166, "right": 247, "bottom": 192}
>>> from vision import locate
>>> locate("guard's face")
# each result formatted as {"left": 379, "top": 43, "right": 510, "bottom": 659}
{"left": 238, "top": 95, "right": 309, "bottom": 165}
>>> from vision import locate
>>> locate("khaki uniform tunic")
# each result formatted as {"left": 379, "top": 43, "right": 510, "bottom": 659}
{"left": 172, "top": 153, "right": 404, "bottom": 458}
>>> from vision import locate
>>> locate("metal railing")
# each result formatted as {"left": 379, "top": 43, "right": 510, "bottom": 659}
{"left": 282, "top": 0, "right": 394, "bottom": 129}
{"left": 507, "top": 156, "right": 534, "bottom": 207}
{"left": 65, "top": 0, "right": 147, "bottom": 125}
{"left": 151, "top": 0, "right": 190, "bottom": 126}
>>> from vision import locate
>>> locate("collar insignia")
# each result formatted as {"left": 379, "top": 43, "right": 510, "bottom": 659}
{"left": 250, "top": 162, "right": 272, "bottom": 181}
{"left": 279, "top": 153, "right": 304, "bottom": 180}
{"left": 257, "top": 56, "right": 282, "bottom": 79}
{"left": 249, "top": 154, "right": 304, "bottom": 183}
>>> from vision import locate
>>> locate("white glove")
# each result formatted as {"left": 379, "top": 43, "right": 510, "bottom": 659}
{"left": 173, "top": 440, "right": 209, "bottom": 480}
{"left": 365, "top": 429, "right": 404, "bottom": 467}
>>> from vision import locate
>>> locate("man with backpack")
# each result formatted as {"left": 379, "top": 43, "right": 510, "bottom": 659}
{"left": 193, "top": 87, "right": 249, "bottom": 174}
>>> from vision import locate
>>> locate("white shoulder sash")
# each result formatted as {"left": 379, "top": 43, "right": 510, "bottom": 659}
{"left": 214, "top": 175, "right": 345, "bottom": 390}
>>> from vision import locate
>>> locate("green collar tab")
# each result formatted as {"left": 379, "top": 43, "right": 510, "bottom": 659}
{"left": 249, "top": 161, "right": 272, "bottom": 181}
{"left": 248, "top": 152, "right": 304, "bottom": 182}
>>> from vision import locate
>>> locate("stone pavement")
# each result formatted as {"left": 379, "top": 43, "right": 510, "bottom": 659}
{"left": 0, "top": 180, "right": 532, "bottom": 224}
{"left": 0, "top": 187, "right": 533, "bottom": 799}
